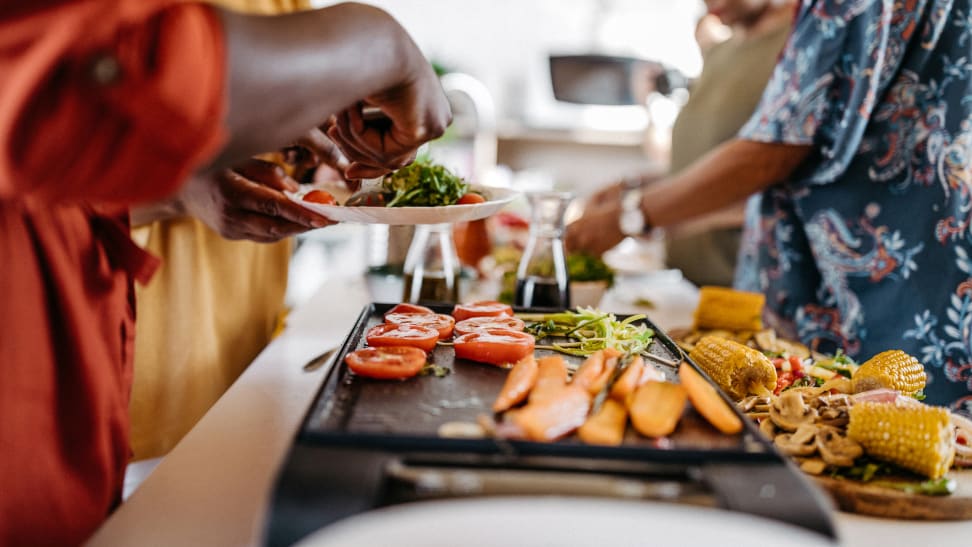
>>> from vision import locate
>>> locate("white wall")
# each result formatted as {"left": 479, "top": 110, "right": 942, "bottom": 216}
{"left": 314, "top": 0, "right": 704, "bottom": 127}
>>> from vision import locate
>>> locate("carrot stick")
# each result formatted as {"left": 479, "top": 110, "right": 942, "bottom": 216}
{"left": 578, "top": 399, "right": 627, "bottom": 446}
{"left": 492, "top": 355, "right": 539, "bottom": 412}
{"left": 513, "top": 386, "right": 591, "bottom": 442}
{"left": 571, "top": 348, "right": 621, "bottom": 395}
{"left": 679, "top": 362, "right": 743, "bottom": 435}
{"left": 609, "top": 356, "right": 645, "bottom": 401}
{"left": 529, "top": 355, "right": 568, "bottom": 403}
{"left": 627, "top": 381, "right": 687, "bottom": 437}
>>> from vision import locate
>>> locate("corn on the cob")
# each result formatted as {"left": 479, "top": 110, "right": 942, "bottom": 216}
{"left": 847, "top": 401, "right": 955, "bottom": 479}
{"left": 687, "top": 335, "right": 777, "bottom": 400}
{"left": 693, "top": 286, "right": 765, "bottom": 331}
{"left": 852, "top": 350, "right": 926, "bottom": 395}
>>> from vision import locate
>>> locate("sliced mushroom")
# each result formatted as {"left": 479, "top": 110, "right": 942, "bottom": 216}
{"left": 815, "top": 426, "right": 863, "bottom": 467}
{"left": 799, "top": 458, "right": 828, "bottom": 475}
{"left": 769, "top": 390, "right": 819, "bottom": 431}
{"left": 759, "top": 417, "right": 779, "bottom": 440}
{"left": 818, "top": 406, "right": 849, "bottom": 428}
{"left": 774, "top": 425, "right": 818, "bottom": 457}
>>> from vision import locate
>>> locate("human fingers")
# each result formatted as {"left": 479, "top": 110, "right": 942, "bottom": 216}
{"left": 327, "top": 109, "right": 386, "bottom": 168}
{"left": 293, "top": 127, "right": 351, "bottom": 175}
{"left": 345, "top": 149, "right": 416, "bottom": 180}
{"left": 233, "top": 158, "right": 299, "bottom": 192}
{"left": 222, "top": 170, "right": 333, "bottom": 229}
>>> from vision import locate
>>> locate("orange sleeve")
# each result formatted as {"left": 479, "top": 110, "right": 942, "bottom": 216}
{"left": 0, "top": 1, "right": 226, "bottom": 204}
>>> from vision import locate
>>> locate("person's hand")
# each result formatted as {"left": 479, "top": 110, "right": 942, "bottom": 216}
{"left": 566, "top": 187, "right": 627, "bottom": 256}
{"left": 178, "top": 158, "right": 334, "bottom": 243}
{"left": 327, "top": 60, "right": 452, "bottom": 180}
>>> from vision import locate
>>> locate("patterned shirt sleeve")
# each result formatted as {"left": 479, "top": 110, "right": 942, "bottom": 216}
{"left": 740, "top": 0, "right": 911, "bottom": 185}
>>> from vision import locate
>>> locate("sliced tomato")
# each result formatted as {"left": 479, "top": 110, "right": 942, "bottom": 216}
{"left": 365, "top": 323, "right": 439, "bottom": 352}
{"left": 457, "top": 192, "right": 486, "bottom": 205}
{"left": 384, "top": 303, "right": 435, "bottom": 317}
{"left": 303, "top": 189, "right": 336, "bottom": 205}
{"left": 454, "top": 316, "right": 526, "bottom": 336}
{"left": 775, "top": 370, "right": 796, "bottom": 395}
{"left": 788, "top": 355, "right": 804, "bottom": 373}
{"left": 452, "top": 301, "right": 514, "bottom": 322}
{"left": 385, "top": 312, "right": 455, "bottom": 340}
{"left": 345, "top": 346, "right": 427, "bottom": 380}
{"left": 454, "top": 328, "right": 535, "bottom": 367}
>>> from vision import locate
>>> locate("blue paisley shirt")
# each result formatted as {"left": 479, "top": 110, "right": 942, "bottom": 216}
{"left": 735, "top": 0, "right": 972, "bottom": 412}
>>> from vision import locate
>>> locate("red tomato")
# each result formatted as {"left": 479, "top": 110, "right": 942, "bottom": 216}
{"left": 772, "top": 357, "right": 785, "bottom": 370}
{"left": 384, "top": 303, "right": 435, "bottom": 317}
{"left": 775, "top": 371, "right": 795, "bottom": 395}
{"left": 385, "top": 312, "right": 455, "bottom": 340}
{"left": 457, "top": 192, "right": 486, "bottom": 205}
{"left": 452, "top": 301, "right": 514, "bottom": 322}
{"left": 788, "top": 355, "right": 804, "bottom": 373}
{"left": 365, "top": 323, "right": 439, "bottom": 352}
{"left": 453, "top": 328, "right": 535, "bottom": 367}
{"left": 303, "top": 189, "right": 336, "bottom": 205}
{"left": 454, "top": 316, "right": 526, "bottom": 336}
{"left": 345, "top": 346, "right": 427, "bottom": 380}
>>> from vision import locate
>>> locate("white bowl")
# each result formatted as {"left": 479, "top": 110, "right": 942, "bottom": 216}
{"left": 570, "top": 280, "right": 609, "bottom": 308}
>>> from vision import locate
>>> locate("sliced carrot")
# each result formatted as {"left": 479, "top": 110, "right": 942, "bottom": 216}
{"left": 529, "top": 355, "right": 568, "bottom": 403}
{"left": 578, "top": 399, "right": 627, "bottom": 446}
{"left": 627, "top": 381, "right": 687, "bottom": 437}
{"left": 608, "top": 356, "right": 645, "bottom": 401}
{"left": 571, "top": 348, "right": 621, "bottom": 395}
{"left": 492, "top": 355, "right": 539, "bottom": 412}
{"left": 513, "top": 386, "right": 591, "bottom": 442}
{"left": 678, "top": 362, "right": 743, "bottom": 435}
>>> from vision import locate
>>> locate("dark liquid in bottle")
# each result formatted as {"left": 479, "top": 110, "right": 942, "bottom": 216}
{"left": 515, "top": 276, "right": 570, "bottom": 310}
{"left": 402, "top": 272, "right": 459, "bottom": 305}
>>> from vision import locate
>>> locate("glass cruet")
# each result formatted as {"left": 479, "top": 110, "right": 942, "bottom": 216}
{"left": 514, "top": 191, "right": 573, "bottom": 310}
{"left": 402, "top": 223, "right": 461, "bottom": 305}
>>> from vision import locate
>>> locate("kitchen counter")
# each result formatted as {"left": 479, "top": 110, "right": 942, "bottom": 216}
{"left": 88, "top": 250, "right": 972, "bottom": 546}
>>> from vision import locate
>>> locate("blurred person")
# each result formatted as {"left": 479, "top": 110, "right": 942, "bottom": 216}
{"left": 0, "top": 2, "right": 450, "bottom": 545}
{"left": 569, "top": 0, "right": 972, "bottom": 411}
{"left": 126, "top": 0, "right": 347, "bottom": 463}
{"left": 608, "top": 0, "right": 797, "bottom": 286}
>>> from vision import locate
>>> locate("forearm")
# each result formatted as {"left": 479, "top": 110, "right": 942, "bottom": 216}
{"left": 130, "top": 197, "right": 186, "bottom": 227}
{"left": 209, "top": 3, "right": 429, "bottom": 171}
{"left": 640, "top": 138, "right": 812, "bottom": 227}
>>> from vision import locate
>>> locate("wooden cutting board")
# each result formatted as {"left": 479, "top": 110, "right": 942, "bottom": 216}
{"left": 814, "top": 469, "right": 972, "bottom": 520}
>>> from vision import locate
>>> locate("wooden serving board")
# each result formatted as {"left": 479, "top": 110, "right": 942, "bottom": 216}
{"left": 814, "top": 470, "right": 972, "bottom": 520}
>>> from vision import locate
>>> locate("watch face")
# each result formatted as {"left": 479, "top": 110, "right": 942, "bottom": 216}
{"left": 620, "top": 208, "right": 645, "bottom": 235}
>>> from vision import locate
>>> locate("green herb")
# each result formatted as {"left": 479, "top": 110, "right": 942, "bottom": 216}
{"left": 566, "top": 253, "right": 615, "bottom": 286}
{"left": 913, "top": 389, "right": 927, "bottom": 401}
{"left": 813, "top": 349, "right": 860, "bottom": 378}
{"left": 381, "top": 156, "right": 469, "bottom": 207}
{"left": 420, "top": 364, "right": 451, "bottom": 378}
{"left": 519, "top": 307, "right": 654, "bottom": 357}
{"left": 870, "top": 477, "right": 956, "bottom": 496}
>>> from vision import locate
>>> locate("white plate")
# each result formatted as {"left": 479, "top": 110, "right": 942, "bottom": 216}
{"left": 296, "top": 497, "right": 836, "bottom": 547}
{"left": 286, "top": 185, "right": 519, "bottom": 225}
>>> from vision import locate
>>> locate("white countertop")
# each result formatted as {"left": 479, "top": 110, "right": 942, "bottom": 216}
{"left": 89, "top": 240, "right": 972, "bottom": 546}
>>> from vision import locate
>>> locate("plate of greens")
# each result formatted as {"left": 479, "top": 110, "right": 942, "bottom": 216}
{"left": 286, "top": 157, "right": 518, "bottom": 225}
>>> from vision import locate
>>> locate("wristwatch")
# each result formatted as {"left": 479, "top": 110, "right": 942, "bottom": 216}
{"left": 619, "top": 183, "right": 650, "bottom": 236}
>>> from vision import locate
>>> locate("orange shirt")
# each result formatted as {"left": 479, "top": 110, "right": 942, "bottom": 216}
{"left": 0, "top": 1, "right": 225, "bottom": 544}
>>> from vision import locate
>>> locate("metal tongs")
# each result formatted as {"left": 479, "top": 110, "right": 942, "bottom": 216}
{"left": 589, "top": 349, "right": 682, "bottom": 414}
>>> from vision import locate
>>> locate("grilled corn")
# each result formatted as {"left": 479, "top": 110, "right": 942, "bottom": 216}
{"left": 847, "top": 401, "right": 955, "bottom": 479}
{"left": 688, "top": 335, "right": 777, "bottom": 400}
{"left": 693, "top": 286, "right": 765, "bottom": 331}
{"left": 852, "top": 350, "right": 926, "bottom": 396}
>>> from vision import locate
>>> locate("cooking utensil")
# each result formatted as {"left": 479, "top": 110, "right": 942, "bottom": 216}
{"left": 302, "top": 347, "right": 338, "bottom": 373}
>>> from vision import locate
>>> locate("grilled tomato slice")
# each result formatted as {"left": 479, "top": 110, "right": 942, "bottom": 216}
{"left": 385, "top": 312, "right": 455, "bottom": 340}
{"left": 453, "top": 328, "right": 535, "bottom": 367}
{"left": 454, "top": 316, "right": 526, "bottom": 337}
{"left": 344, "top": 346, "right": 427, "bottom": 380}
{"left": 452, "top": 301, "right": 514, "bottom": 322}
{"left": 365, "top": 323, "right": 439, "bottom": 353}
